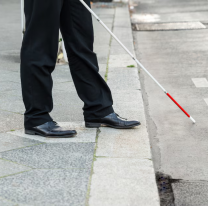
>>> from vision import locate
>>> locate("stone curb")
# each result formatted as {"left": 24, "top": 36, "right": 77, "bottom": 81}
{"left": 88, "top": 3, "right": 160, "bottom": 206}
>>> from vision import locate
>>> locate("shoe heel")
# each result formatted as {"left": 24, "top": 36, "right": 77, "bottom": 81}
{"left": 85, "top": 122, "right": 101, "bottom": 128}
{"left": 25, "top": 130, "right": 36, "bottom": 135}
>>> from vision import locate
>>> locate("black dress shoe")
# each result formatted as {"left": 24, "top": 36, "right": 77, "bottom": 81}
{"left": 85, "top": 112, "right": 141, "bottom": 129}
{"left": 25, "top": 121, "right": 77, "bottom": 138}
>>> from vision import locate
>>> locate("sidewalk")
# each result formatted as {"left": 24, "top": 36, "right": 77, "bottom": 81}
{"left": 0, "top": 1, "right": 159, "bottom": 205}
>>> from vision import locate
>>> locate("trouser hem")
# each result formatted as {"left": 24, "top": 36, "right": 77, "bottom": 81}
{"left": 24, "top": 114, "right": 53, "bottom": 130}
{"left": 84, "top": 106, "right": 114, "bottom": 122}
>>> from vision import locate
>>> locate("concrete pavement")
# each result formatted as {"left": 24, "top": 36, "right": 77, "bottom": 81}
{"left": 0, "top": 1, "right": 159, "bottom": 206}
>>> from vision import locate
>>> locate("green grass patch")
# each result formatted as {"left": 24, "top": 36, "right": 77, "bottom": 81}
{"left": 127, "top": 65, "right": 135, "bottom": 68}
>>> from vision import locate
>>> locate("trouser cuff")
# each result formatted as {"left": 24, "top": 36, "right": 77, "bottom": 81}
{"left": 24, "top": 114, "right": 53, "bottom": 129}
{"left": 84, "top": 106, "right": 114, "bottom": 122}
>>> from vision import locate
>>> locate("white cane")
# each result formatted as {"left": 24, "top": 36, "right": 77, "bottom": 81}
{"left": 21, "top": 0, "right": 24, "bottom": 39}
{"left": 79, "top": 0, "right": 196, "bottom": 124}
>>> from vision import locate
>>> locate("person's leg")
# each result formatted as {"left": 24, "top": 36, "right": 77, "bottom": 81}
{"left": 60, "top": 0, "right": 114, "bottom": 122}
{"left": 20, "top": 0, "right": 63, "bottom": 129}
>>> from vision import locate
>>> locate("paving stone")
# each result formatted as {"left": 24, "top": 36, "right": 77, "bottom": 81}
{"left": 0, "top": 82, "right": 21, "bottom": 92}
{"left": 108, "top": 78, "right": 140, "bottom": 90}
{"left": 99, "top": 71, "right": 106, "bottom": 79}
{"left": 0, "top": 159, "right": 31, "bottom": 178}
{"left": 53, "top": 81, "right": 77, "bottom": 92}
{"left": 0, "top": 143, "right": 95, "bottom": 169}
{"left": 94, "top": 30, "right": 112, "bottom": 37}
{"left": 0, "top": 49, "right": 20, "bottom": 63}
{"left": 94, "top": 24, "right": 113, "bottom": 34}
{"left": 0, "top": 89, "right": 22, "bottom": 97}
{"left": 92, "top": 8, "right": 114, "bottom": 15}
{"left": 0, "top": 133, "right": 41, "bottom": 152}
{"left": 0, "top": 94, "right": 25, "bottom": 114}
{"left": 110, "top": 43, "right": 135, "bottom": 55}
{"left": 112, "top": 100, "right": 144, "bottom": 115}
{"left": 111, "top": 90, "right": 141, "bottom": 103}
{"left": 52, "top": 65, "right": 73, "bottom": 83}
{"left": 0, "top": 110, "right": 24, "bottom": 133}
{"left": 0, "top": 169, "right": 91, "bottom": 206}
{"left": 89, "top": 158, "right": 159, "bottom": 206}
{"left": 0, "top": 61, "right": 20, "bottom": 73}
{"left": 107, "top": 68, "right": 141, "bottom": 90}
{"left": 112, "top": 28, "right": 134, "bottom": 41}
{"left": 8, "top": 122, "right": 96, "bottom": 143}
{"left": 96, "top": 126, "right": 150, "bottom": 158}
{"left": 94, "top": 37, "right": 111, "bottom": 47}
{"left": 96, "top": 53, "right": 108, "bottom": 64}
{"left": 93, "top": 17, "right": 113, "bottom": 24}
{"left": 0, "top": 71, "right": 21, "bottom": 83}
{"left": 108, "top": 67, "right": 138, "bottom": 75}
{"left": 99, "top": 64, "right": 108, "bottom": 79}
{"left": 94, "top": 46, "right": 109, "bottom": 56}
{"left": 51, "top": 112, "right": 84, "bottom": 122}
{"left": 50, "top": 105, "right": 84, "bottom": 122}
{"left": 111, "top": 38, "right": 134, "bottom": 46}
{"left": 0, "top": 70, "right": 15, "bottom": 75}
{"left": 98, "top": 63, "right": 107, "bottom": 73}
{"left": 108, "top": 54, "right": 136, "bottom": 68}
{"left": 115, "top": 7, "right": 129, "bottom": 17}
{"left": 114, "top": 17, "right": 131, "bottom": 28}
{"left": 52, "top": 90, "right": 82, "bottom": 106}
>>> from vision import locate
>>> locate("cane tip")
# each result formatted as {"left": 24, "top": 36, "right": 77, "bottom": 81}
{"left": 190, "top": 116, "right": 196, "bottom": 124}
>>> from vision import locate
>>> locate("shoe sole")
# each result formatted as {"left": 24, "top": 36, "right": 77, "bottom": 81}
{"left": 25, "top": 130, "right": 77, "bottom": 138}
{"left": 85, "top": 122, "right": 141, "bottom": 129}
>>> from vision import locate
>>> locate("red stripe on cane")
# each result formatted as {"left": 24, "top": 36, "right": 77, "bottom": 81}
{"left": 166, "top": 93, "right": 190, "bottom": 118}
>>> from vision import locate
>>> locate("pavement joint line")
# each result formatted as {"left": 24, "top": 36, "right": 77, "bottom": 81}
{"left": 104, "top": 7, "right": 116, "bottom": 81}
{"left": 85, "top": 128, "right": 100, "bottom": 206}
{"left": 95, "top": 156, "right": 152, "bottom": 159}
{"left": 0, "top": 80, "right": 21, "bottom": 84}
{"left": 86, "top": 13, "right": 117, "bottom": 204}
{"left": 87, "top": 14, "right": 117, "bottom": 206}
{"left": 0, "top": 142, "right": 45, "bottom": 153}
{"left": 0, "top": 169, "right": 33, "bottom": 179}
{"left": 31, "top": 168, "right": 90, "bottom": 170}
{"left": 0, "top": 157, "right": 35, "bottom": 169}
{"left": 0, "top": 108, "right": 24, "bottom": 116}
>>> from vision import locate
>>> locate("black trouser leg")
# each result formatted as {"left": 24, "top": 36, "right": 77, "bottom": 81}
{"left": 20, "top": 0, "right": 63, "bottom": 129}
{"left": 60, "top": 0, "right": 114, "bottom": 122}
{"left": 21, "top": 0, "right": 114, "bottom": 129}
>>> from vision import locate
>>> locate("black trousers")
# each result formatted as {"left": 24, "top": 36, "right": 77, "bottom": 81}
{"left": 20, "top": 0, "right": 114, "bottom": 129}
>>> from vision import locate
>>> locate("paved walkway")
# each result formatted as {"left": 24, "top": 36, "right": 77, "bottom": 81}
{"left": 0, "top": 1, "right": 159, "bottom": 205}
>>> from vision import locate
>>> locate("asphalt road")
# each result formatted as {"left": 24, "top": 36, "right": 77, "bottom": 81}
{"left": 131, "top": 0, "right": 208, "bottom": 205}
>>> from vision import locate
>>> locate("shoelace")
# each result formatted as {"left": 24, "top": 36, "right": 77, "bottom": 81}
{"left": 115, "top": 113, "right": 127, "bottom": 120}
